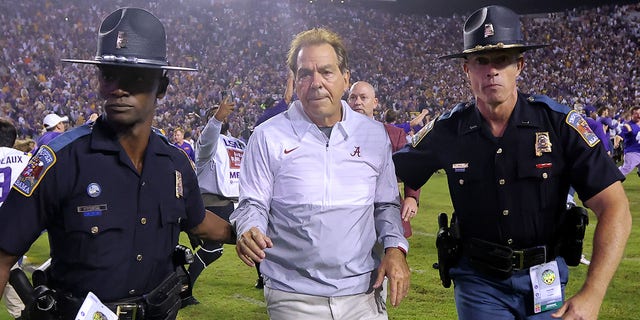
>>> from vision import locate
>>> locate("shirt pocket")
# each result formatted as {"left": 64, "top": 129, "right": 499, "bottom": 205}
{"left": 62, "top": 209, "right": 125, "bottom": 268}
{"left": 158, "top": 200, "right": 186, "bottom": 256}
{"left": 517, "top": 158, "right": 563, "bottom": 211}
{"left": 445, "top": 164, "right": 487, "bottom": 206}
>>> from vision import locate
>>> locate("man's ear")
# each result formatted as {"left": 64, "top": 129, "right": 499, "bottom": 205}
{"left": 157, "top": 75, "right": 169, "bottom": 98}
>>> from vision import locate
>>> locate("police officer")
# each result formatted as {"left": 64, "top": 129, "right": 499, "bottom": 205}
{"left": 0, "top": 8, "right": 234, "bottom": 320}
{"left": 393, "top": 5, "right": 631, "bottom": 320}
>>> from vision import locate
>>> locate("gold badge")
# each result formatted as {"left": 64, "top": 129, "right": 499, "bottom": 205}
{"left": 175, "top": 170, "right": 183, "bottom": 198}
{"left": 535, "top": 132, "right": 552, "bottom": 156}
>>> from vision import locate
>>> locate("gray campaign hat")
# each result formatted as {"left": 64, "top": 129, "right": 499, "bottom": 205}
{"left": 62, "top": 7, "right": 196, "bottom": 71}
{"left": 440, "top": 5, "right": 547, "bottom": 59}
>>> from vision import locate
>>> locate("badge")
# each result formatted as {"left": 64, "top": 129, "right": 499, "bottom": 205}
{"left": 175, "top": 170, "right": 183, "bottom": 198}
{"left": 116, "top": 31, "right": 127, "bottom": 49}
{"left": 530, "top": 261, "right": 563, "bottom": 314}
{"left": 13, "top": 146, "right": 57, "bottom": 197}
{"left": 565, "top": 110, "right": 599, "bottom": 147}
{"left": 86, "top": 183, "right": 102, "bottom": 198}
{"left": 535, "top": 132, "right": 552, "bottom": 156}
{"left": 484, "top": 23, "right": 495, "bottom": 38}
{"left": 412, "top": 119, "right": 435, "bottom": 147}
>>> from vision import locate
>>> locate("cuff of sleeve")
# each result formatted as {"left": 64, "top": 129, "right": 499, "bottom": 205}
{"left": 386, "top": 241, "right": 409, "bottom": 255}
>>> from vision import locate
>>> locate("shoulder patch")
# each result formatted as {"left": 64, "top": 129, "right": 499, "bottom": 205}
{"left": 412, "top": 119, "right": 435, "bottom": 147}
{"left": 565, "top": 110, "right": 600, "bottom": 147}
{"left": 13, "top": 145, "right": 57, "bottom": 196}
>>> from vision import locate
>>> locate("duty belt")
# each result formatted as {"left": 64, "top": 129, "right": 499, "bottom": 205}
{"left": 462, "top": 238, "right": 556, "bottom": 279}
{"left": 55, "top": 294, "right": 146, "bottom": 320}
{"left": 511, "top": 245, "right": 548, "bottom": 270}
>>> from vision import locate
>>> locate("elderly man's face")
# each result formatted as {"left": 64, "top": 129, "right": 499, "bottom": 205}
{"left": 294, "top": 43, "right": 349, "bottom": 126}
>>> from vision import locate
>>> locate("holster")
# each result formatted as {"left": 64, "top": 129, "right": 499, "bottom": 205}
{"left": 558, "top": 205, "right": 589, "bottom": 266}
{"left": 435, "top": 213, "right": 461, "bottom": 288}
{"left": 143, "top": 272, "right": 182, "bottom": 320}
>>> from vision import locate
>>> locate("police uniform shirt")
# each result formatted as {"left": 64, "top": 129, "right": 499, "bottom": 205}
{"left": 0, "top": 117, "right": 205, "bottom": 302}
{"left": 393, "top": 93, "right": 623, "bottom": 249}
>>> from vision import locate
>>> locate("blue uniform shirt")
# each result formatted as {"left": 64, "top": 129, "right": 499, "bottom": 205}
{"left": 0, "top": 117, "right": 205, "bottom": 301}
{"left": 393, "top": 93, "right": 623, "bottom": 249}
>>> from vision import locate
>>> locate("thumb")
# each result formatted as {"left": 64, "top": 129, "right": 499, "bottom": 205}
{"left": 551, "top": 303, "right": 567, "bottom": 318}
{"left": 372, "top": 267, "right": 385, "bottom": 289}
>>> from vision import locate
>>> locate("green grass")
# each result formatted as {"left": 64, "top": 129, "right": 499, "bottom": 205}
{"left": 2, "top": 171, "right": 639, "bottom": 319}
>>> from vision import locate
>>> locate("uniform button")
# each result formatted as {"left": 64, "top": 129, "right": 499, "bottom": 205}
{"left": 502, "top": 210, "right": 509, "bottom": 216}
{"left": 459, "top": 179, "right": 464, "bottom": 185}
{"left": 140, "top": 218, "right": 147, "bottom": 225}
{"left": 499, "top": 179, "right": 505, "bottom": 185}
{"left": 91, "top": 226, "right": 99, "bottom": 234}
{"left": 542, "top": 172, "right": 548, "bottom": 179}
{"left": 136, "top": 254, "right": 143, "bottom": 261}
{"left": 507, "top": 239, "right": 513, "bottom": 245}
{"left": 496, "top": 148, "right": 503, "bottom": 154}
{"left": 129, "top": 289, "right": 136, "bottom": 295}
{"left": 141, "top": 181, "right": 146, "bottom": 186}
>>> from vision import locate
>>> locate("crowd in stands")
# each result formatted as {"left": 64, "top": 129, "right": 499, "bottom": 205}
{"left": 0, "top": 0, "right": 638, "bottom": 144}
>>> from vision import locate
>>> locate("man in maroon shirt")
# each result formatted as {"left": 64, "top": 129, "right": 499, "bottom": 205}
{"left": 348, "top": 81, "right": 420, "bottom": 233}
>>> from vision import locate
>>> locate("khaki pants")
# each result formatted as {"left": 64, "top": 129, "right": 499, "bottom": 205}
{"left": 264, "top": 286, "right": 387, "bottom": 320}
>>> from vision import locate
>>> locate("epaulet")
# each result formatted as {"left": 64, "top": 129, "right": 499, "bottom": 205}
{"left": 439, "top": 102, "right": 469, "bottom": 120}
{"left": 526, "top": 94, "right": 599, "bottom": 148}
{"left": 526, "top": 94, "right": 572, "bottom": 114}
{"left": 13, "top": 123, "right": 93, "bottom": 197}
{"left": 412, "top": 102, "right": 468, "bottom": 147}
{"left": 47, "top": 123, "right": 93, "bottom": 152}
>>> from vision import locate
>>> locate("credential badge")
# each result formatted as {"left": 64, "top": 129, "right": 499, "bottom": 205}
{"left": 535, "top": 132, "right": 552, "bottom": 157}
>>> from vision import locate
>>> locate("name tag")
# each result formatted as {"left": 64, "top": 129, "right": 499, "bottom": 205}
{"left": 77, "top": 204, "right": 108, "bottom": 217}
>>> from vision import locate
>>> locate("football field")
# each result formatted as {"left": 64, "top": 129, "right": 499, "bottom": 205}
{"left": 2, "top": 171, "right": 638, "bottom": 319}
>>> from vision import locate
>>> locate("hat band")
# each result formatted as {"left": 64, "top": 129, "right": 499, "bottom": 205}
{"left": 96, "top": 54, "right": 168, "bottom": 66}
{"left": 463, "top": 43, "right": 525, "bottom": 54}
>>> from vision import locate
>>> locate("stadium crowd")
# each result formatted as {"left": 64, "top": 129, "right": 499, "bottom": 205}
{"left": 0, "top": 0, "right": 638, "bottom": 144}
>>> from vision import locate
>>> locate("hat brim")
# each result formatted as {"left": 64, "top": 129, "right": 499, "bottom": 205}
{"left": 439, "top": 44, "right": 548, "bottom": 59}
{"left": 61, "top": 59, "right": 197, "bottom": 71}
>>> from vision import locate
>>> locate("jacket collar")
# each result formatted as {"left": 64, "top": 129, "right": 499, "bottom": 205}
{"left": 287, "top": 100, "right": 354, "bottom": 141}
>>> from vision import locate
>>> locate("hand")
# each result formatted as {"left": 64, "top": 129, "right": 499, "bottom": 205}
{"left": 401, "top": 196, "right": 418, "bottom": 221}
{"left": 87, "top": 113, "right": 99, "bottom": 123}
{"left": 214, "top": 95, "right": 235, "bottom": 122}
{"left": 373, "top": 248, "right": 410, "bottom": 307}
{"left": 235, "top": 227, "right": 273, "bottom": 267}
{"left": 551, "top": 290, "right": 602, "bottom": 319}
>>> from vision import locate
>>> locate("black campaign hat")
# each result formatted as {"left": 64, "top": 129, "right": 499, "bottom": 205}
{"left": 440, "top": 5, "right": 547, "bottom": 59}
{"left": 62, "top": 7, "right": 196, "bottom": 71}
